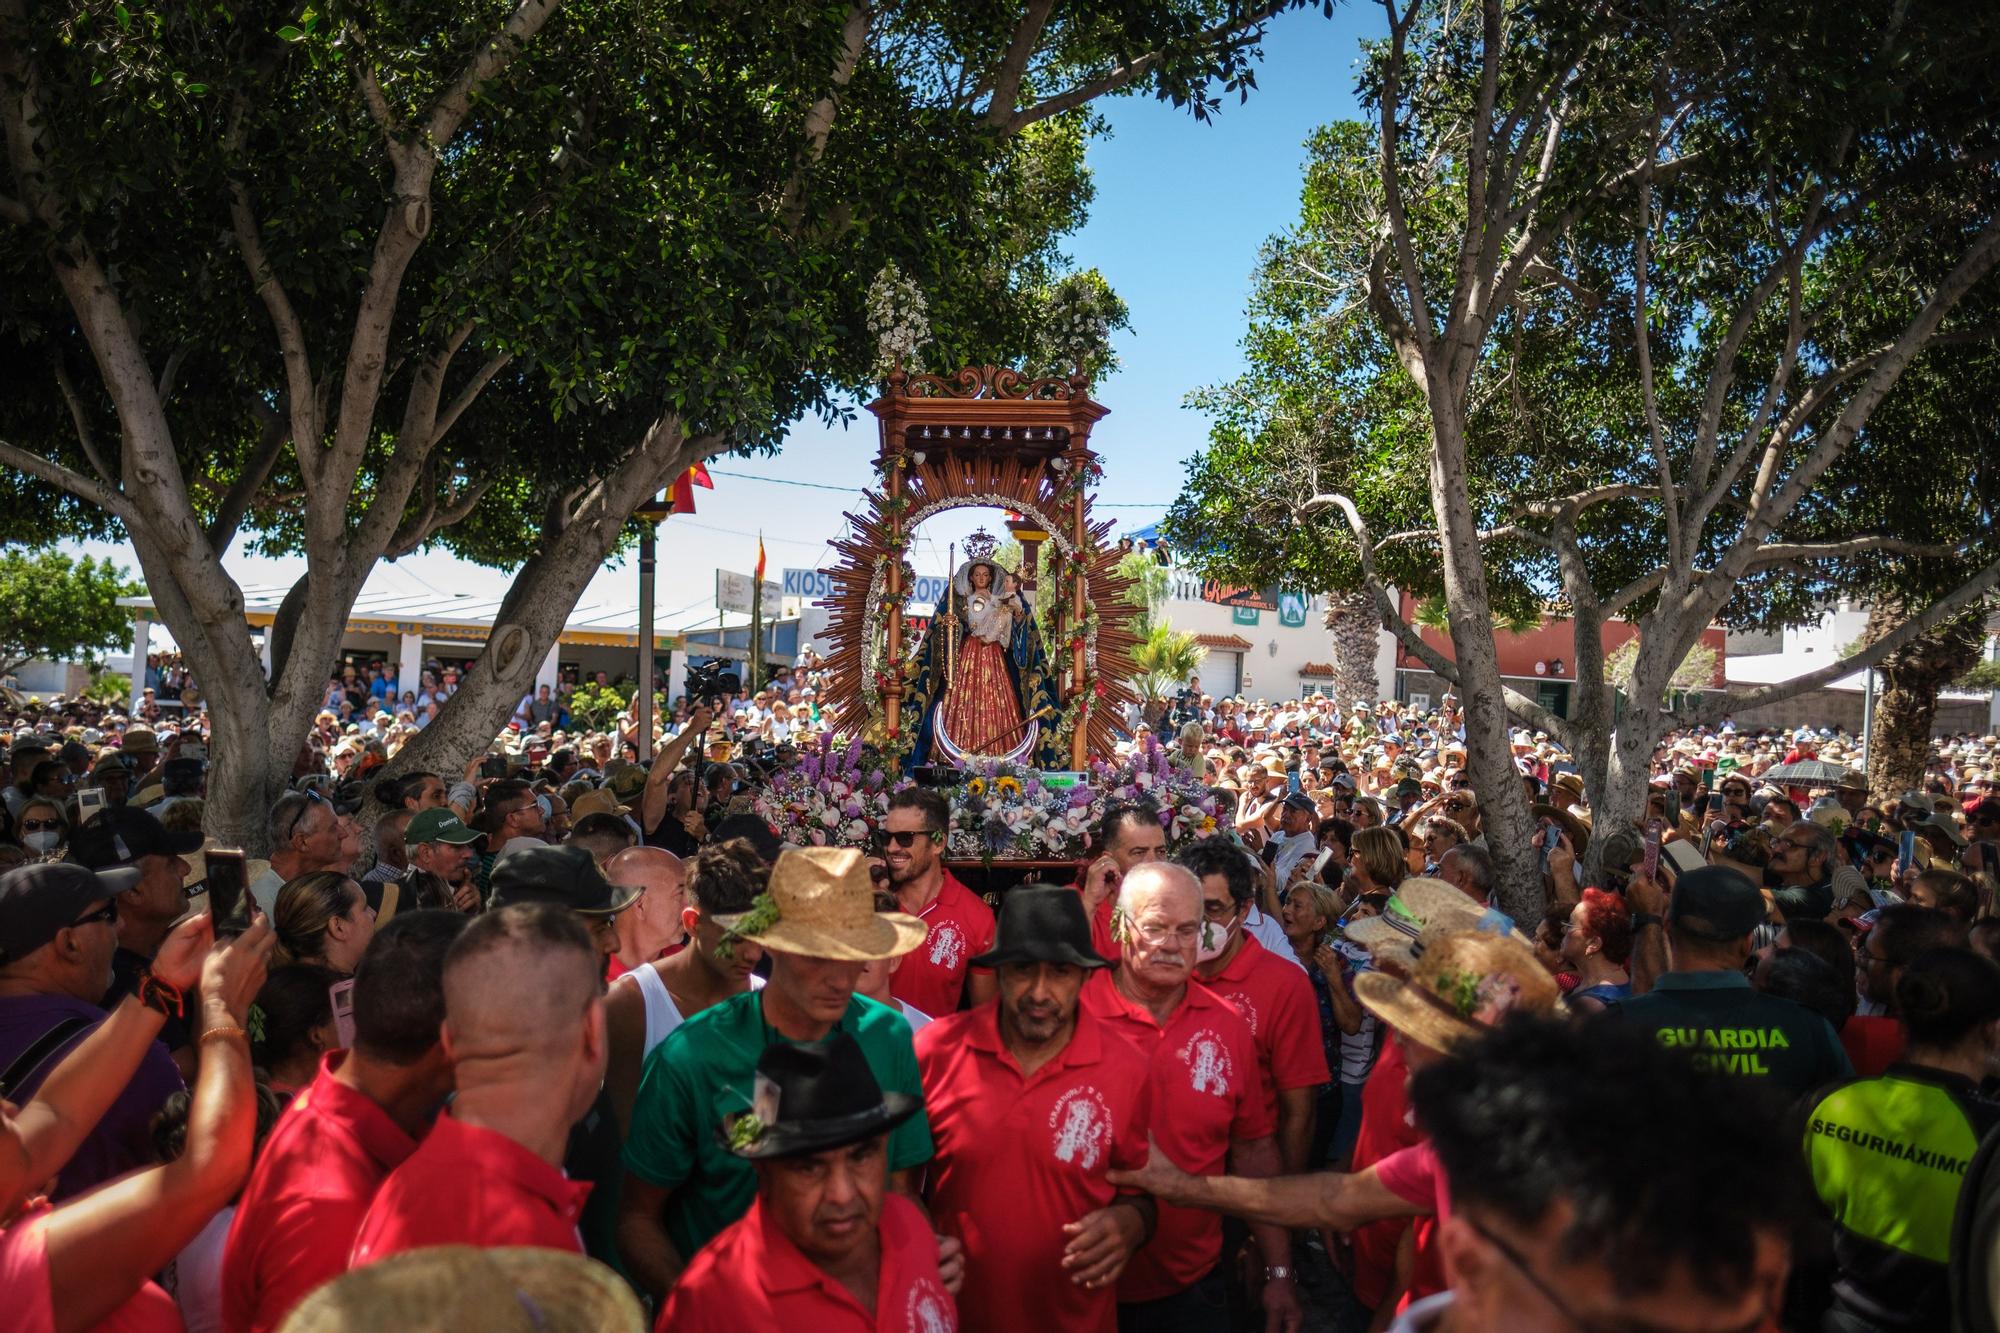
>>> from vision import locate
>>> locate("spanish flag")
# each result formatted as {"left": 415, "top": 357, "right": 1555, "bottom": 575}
{"left": 754, "top": 533, "right": 767, "bottom": 583}
{"left": 668, "top": 462, "right": 714, "bottom": 515}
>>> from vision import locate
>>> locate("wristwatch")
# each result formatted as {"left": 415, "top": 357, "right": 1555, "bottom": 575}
{"left": 1630, "top": 912, "right": 1663, "bottom": 931}
{"left": 1265, "top": 1265, "right": 1294, "bottom": 1283}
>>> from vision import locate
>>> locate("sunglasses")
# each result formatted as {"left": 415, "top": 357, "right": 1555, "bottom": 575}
{"left": 69, "top": 901, "right": 117, "bottom": 929}
{"left": 880, "top": 830, "right": 936, "bottom": 849}
{"left": 21, "top": 819, "right": 62, "bottom": 832}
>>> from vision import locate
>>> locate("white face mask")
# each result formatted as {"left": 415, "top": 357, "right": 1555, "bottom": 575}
{"left": 1196, "top": 913, "right": 1234, "bottom": 963}
{"left": 23, "top": 830, "right": 60, "bottom": 854}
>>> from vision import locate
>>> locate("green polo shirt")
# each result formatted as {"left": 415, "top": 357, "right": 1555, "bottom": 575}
{"left": 1609, "top": 970, "right": 1852, "bottom": 1098}
{"left": 622, "top": 989, "right": 932, "bottom": 1260}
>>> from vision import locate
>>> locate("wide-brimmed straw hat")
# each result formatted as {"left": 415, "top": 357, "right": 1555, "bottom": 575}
{"left": 277, "top": 1246, "right": 643, "bottom": 1332}
{"left": 716, "top": 846, "right": 927, "bottom": 962}
{"left": 1354, "top": 929, "right": 1560, "bottom": 1054}
{"left": 1343, "top": 877, "right": 1532, "bottom": 969}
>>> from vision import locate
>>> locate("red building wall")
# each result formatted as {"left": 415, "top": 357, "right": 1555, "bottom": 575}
{"left": 1394, "top": 592, "right": 1727, "bottom": 687}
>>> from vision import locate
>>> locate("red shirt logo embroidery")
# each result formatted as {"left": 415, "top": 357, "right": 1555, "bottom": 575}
{"left": 1178, "top": 1029, "right": 1235, "bottom": 1097}
{"left": 926, "top": 920, "right": 966, "bottom": 970}
{"left": 1047, "top": 1086, "right": 1114, "bottom": 1169}
{"left": 1220, "top": 990, "right": 1260, "bottom": 1035}
{"left": 905, "top": 1276, "right": 954, "bottom": 1332}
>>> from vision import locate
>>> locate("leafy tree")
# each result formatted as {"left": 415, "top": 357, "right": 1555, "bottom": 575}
{"left": 1168, "top": 0, "right": 2000, "bottom": 915}
{"left": 0, "top": 548, "right": 140, "bottom": 676}
{"left": 1, "top": 0, "right": 1319, "bottom": 850}
{"left": 1130, "top": 623, "right": 1204, "bottom": 715}
{"left": 1116, "top": 548, "right": 1171, "bottom": 637}
{"left": 1603, "top": 640, "right": 1720, "bottom": 696}
{"left": 1863, "top": 602, "right": 1991, "bottom": 800}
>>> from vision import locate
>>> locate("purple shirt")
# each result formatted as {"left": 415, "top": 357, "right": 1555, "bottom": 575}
{"left": 0, "top": 993, "right": 184, "bottom": 1200}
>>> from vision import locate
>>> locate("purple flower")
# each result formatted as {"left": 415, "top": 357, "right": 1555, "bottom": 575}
{"left": 843, "top": 798, "right": 863, "bottom": 817}
{"left": 1067, "top": 786, "right": 1095, "bottom": 809}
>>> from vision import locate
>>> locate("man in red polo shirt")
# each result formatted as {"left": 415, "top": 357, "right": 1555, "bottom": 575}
{"left": 222, "top": 909, "right": 464, "bottom": 1333}
{"left": 1077, "top": 803, "right": 1168, "bottom": 963}
{"left": 1077, "top": 863, "right": 1301, "bottom": 1331}
{"left": 917, "top": 887, "right": 1156, "bottom": 1333}
{"left": 885, "top": 788, "right": 995, "bottom": 1017}
{"left": 349, "top": 903, "right": 606, "bottom": 1263}
{"left": 1181, "top": 837, "right": 1329, "bottom": 1172}
{"left": 661, "top": 1033, "right": 954, "bottom": 1332}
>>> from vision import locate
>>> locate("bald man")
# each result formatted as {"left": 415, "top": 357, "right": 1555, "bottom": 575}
{"left": 349, "top": 904, "right": 606, "bottom": 1262}
{"left": 1078, "top": 863, "right": 1300, "bottom": 1328}
{"left": 604, "top": 846, "right": 687, "bottom": 979}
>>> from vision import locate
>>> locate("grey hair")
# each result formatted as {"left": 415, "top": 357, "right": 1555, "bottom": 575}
{"left": 1441, "top": 843, "right": 1496, "bottom": 897}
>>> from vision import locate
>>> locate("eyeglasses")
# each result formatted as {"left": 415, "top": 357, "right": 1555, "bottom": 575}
{"left": 21, "top": 819, "right": 62, "bottom": 833}
{"left": 68, "top": 901, "right": 117, "bottom": 929}
{"left": 881, "top": 830, "right": 936, "bottom": 848}
{"left": 1200, "top": 899, "right": 1241, "bottom": 923}
{"left": 1465, "top": 1215, "right": 1770, "bottom": 1333}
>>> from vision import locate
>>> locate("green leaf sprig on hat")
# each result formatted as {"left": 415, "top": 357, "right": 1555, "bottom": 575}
{"left": 716, "top": 892, "right": 781, "bottom": 962}
{"left": 724, "top": 1112, "right": 767, "bottom": 1153}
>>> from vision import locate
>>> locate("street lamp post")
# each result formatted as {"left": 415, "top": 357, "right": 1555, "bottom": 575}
{"left": 634, "top": 492, "right": 671, "bottom": 763}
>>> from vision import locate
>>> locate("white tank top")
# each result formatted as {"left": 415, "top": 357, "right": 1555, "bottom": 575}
{"left": 626, "top": 962, "right": 765, "bottom": 1060}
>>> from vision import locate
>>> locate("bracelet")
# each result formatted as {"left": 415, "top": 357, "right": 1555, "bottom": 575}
{"left": 137, "top": 970, "right": 185, "bottom": 1018}
{"left": 199, "top": 1025, "right": 249, "bottom": 1044}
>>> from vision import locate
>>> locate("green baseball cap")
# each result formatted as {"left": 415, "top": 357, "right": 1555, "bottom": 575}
{"left": 406, "top": 808, "right": 484, "bottom": 846}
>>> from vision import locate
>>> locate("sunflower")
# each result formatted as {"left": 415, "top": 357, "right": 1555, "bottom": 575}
{"left": 995, "top": 775, "right": 1024, "bottom": 798}
{"left": 965, "top": 777, "right": 988, "bottom": 796}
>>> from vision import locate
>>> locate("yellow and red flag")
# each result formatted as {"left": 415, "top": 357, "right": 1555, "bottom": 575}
{"left": 754, "top": 533, "right": 767, "bottom": 583}
{"left": 668, "top": 462, "right": 714, "bottom": 515}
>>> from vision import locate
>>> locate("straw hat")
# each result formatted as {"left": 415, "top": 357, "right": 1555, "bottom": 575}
{"left": 1354, "top": 929, "right": 1560, "bottom": 1054}
{"left": 716, "top": 847, "right": 927, "bottom": 962}
{"left": 277, "top": 1246, "right": 643, "bottom": 1333}
{"left": 1342, "top": 877, "right": 1532, "bottom": 970}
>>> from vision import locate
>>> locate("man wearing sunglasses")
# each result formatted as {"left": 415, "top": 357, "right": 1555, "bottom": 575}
{"left": 882, "top": 788, "right": 995, "bottom": 1019}
{"left": 249, "top": 787, "right": 350, "bottom": 916}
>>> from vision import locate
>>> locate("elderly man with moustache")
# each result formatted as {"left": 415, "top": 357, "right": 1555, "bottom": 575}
{"left": 1077, "top": 862, "right": 1300, "bottom": 1332}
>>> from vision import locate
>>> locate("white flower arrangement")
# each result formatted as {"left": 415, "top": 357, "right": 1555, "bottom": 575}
{"left": 866, "top": 261, "right": 931, "bottom": 374}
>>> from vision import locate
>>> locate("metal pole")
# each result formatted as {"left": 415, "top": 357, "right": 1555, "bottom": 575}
{"left": 637, "top": 517, "right": 657, "bottom": 763}
{"left": 750, "top": 564, "right": 764, "bottom": 695}
{"left": 1860, "top": 666, "right": 1874, "bottom": 772}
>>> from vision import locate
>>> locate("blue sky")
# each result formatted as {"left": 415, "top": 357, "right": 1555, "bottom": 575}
{"left": 69, "top": 8, "right": 1376, "bottom": 637}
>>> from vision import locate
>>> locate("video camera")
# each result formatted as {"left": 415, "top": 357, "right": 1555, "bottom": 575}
{"left": 684, "top": 658, "right": 743, "bottom": 708}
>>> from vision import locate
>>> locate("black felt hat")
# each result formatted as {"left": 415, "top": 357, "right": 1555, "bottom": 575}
{"left": 724, "top": 1033, "right": 919, "bottom": 1160}
{"left": 968, "top": 885, "right": 1108, "bottom": 971}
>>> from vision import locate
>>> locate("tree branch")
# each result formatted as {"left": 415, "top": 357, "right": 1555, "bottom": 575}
{"left": 431, "top": 350, "right": 511, "bottom": 450}
{"left": 779, "top": 4, "right": 870, "bottom": 228}
{"left": 225, "top": 97, "right": 319, "bottom": 485}
{"left": 423, "top": 0, "right": 564, "bottom": 148}
{"left": 205, "top": 408, "right": 291, "bottom": 558}
{"left": 0, "top": 437, "right": 136, "bottom": 523}
{"left": 0, "top": 192, "right": 26, "bottom": 225}
{"left": 52, "top": 358, "right": 115, "bottom": 485}
{"left": 998, "top": 0, "right": 1293, "bottom": 134}
{"left": 978, "top": 0, "right": 1057, "bottom": 126}
{"left": 1689, "top": 553, "right": 2000, "bottom": 725}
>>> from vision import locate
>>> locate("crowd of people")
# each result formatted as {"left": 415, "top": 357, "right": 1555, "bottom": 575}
{"left": 2, "top": 670, "right": 2000, "bottom": 1332}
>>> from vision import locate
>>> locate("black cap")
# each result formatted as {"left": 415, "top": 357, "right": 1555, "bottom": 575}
{"left": 0, "top": 863, "right": 115, "bottom": 964}
{"left": 487, "top": 844, "right": 639, "bottom": 916}
{"left": 707, "top": 813, "right": 783, "bottom": 865}
{"left": 970, "top": 886, "right": 1109, "bottom": 972}
{"left": 1281, "top": 791, "right": 1315, "bottom": 815}
{"left": 68, "top": 807, "right": 202, "bottom": 891}
{"left": 1665, "top": 865, "right": 1766, "bottom": 941}
{"left": 724, "top": 1032, "right": 920, "bottom": 1160}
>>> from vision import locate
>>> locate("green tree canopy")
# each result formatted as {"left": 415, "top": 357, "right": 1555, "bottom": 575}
{"left": 0, "top": 549, "right": 140, "bottom": 676}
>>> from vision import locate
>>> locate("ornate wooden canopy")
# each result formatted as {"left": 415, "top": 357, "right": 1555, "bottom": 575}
{"left": 814, "top": 365, "right": 1140, "bottom": 769}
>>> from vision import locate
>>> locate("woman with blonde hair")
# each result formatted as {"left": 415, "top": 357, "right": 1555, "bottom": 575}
{"left": 271, "top": 871, "right": 375, "bottom": 973}
{"left": 1347, "top": 825, "right": 1407, "bottom": 899}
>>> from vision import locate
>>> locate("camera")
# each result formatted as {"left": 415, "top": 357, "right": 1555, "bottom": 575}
{"left": 684, "top": 658, "right": 743, "bottom": 707}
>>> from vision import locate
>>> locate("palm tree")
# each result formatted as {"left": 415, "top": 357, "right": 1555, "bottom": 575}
{"left": 1131, "top": 623, "right": 1204, "bottom": 725}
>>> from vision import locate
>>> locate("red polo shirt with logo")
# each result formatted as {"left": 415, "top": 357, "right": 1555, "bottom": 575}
{"left": 891, "top": 870, "right": 995, "bottom": 1018}
{"left": 916, "top": 1000, "right": 1153, "bottom": 1332}
{"left": 660, "top": 1192, "right": 957, "bottom": 1333}
{"left": 1197, "top": 933, "right": 1331, "bottom": 1126}
{"left": 222, "top": 1053, "right": 419, "bottom": 1333}
{"left": 348, "top": 1113, "right": 590, "bottom": 1265}
{"left": 1347, "top": 1036, "right": 1427, "bottom": 1310}
{"left": 1077, "top": 968, "right": 1272, "bottom": 1302}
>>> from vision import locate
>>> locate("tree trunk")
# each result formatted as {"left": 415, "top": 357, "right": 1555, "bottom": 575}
{"left": 1425, "top": 413, "right": 1544, "bottom": 923}
{"left": 1325, "top": 590, "right": 1380, "bottom": 706}
{"left": 1864, "top": 601, "right": 1987, "bottom": 801}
